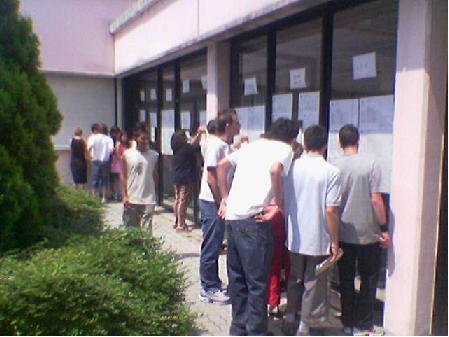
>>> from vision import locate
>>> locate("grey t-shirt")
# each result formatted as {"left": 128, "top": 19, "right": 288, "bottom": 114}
{"left": 332, "top": 153, "right": 382, "bottom": 244}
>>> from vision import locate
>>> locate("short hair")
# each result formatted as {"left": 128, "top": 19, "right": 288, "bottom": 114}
{"left": 304, "top": 125, "right": 327, "bottom": 151}
{"left": 206, "top": 119, "right": 217, "bottom": 135}
{"left": 101, "top": 123, "right": 108, "bottom": 135}
{"left": 74, "top": 127, "right": 82, "bottom": 136}
{"left": 265, "top": 118, "right": 299, "bottom": 143}
{"left": 339, "top": 124, "right": 359, "bottom": 147}
{"left": 170, "top": 130, "right": 187, "bottom": 153}
{"left": 133, "top": 128, "right": 147, "bottom": 139}
{"left": 215, "top": 109, "right": 237, "bottom": 134}
{"left": 91, "top": 123, "right": 100, "bottom": 132}
{"left": 110, "top": 126, "right": 120, "bottom": 135}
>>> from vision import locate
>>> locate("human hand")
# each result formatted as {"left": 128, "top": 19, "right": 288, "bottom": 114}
{"left": 254, "top": 205, "right": 280, "bottom": 223}
{"left": 378, "top": 232, "right": 390, "bottom": 248}
{"left": 240, "top": 135, "right": 249, "bottom": 143}
{"left": 122, "top": 195, "right": 131, "bottom": 209}
{"left": 218, "top": 198, "right": 227, "bottom": 219}
{"left": 329, "top": 243, "right": 340, "bottom": 263}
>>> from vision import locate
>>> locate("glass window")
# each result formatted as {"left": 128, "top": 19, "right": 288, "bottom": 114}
{"left": 141, "top": 71, "right": 158, "bottom": 144}
{"left": 232, "top": 35, "right": 267, "bottom": 141}
{"left": 328, "top": 0, "right": 398, "bottom": 194}
{"left": 274, "top": 19, "right": 322, "bottom": 136}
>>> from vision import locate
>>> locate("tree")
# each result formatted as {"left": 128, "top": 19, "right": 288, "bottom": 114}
{"left": 0, "top": 0, "right": 62, "bottom": 251}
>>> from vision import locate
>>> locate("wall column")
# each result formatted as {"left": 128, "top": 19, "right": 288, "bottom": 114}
{"left": 206, "top": 41, "right": 230, "bottom": 121}
{"left": 384, "top": 0, "right": 447, "bottom": 335}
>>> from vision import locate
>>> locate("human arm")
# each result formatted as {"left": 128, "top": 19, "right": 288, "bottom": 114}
{"left": 325, "top": 206, "right": 340, "bottom": 262}
{"left": 372, "top": 192, "right": 390, "bottom": 248}
{"left": 216, "top": 157, "right": 233, "bottom": 218}
{"left": 120, "top": 156, "right": 130, "bottom": 208}
{"left": 153, "top": 158, "right": 159, "bottom": 204}
{"left": 190, "top": 127, "right": 206, "bottom": 145}
{"left": 254, "top": 162, "right": 284, "bottom": 223}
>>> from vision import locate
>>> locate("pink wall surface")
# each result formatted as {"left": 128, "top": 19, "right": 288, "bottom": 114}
{"left": 20, "top": 0, "right": 133, "bottom": 75}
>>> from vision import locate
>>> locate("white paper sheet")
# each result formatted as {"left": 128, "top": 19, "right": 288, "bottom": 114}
{"left": 165, "top": 88, "right": 172, "bottom": 102}
{"left": 161, "top": 109, "right": 174, "bottom": 155}
{"left": 201, "top": 75, "right": 207, "bottom": 90}
{"left": 359, "top": 95, "right": 394, "bottom": 133}
{"left": 329, "top": 99, "right": 359, "bottom": 132}
{"left": 353, "top": 52, "right": 376, "bottom": 80}
{"left": 244, "top": 77, "right": 258, "bottom": 96}
{"left": 150, "top": 112, "right": 158, "bottom": 128}
{"left": 181, "top": 111, "right": 191, "bottom": 130}
{"left": 150, "top": 126, "right": 156, "bottom": 142}
{"left": 140, "top": 89, "right": 145, "bottom": 102}
{"left": 139, "top": 109, "right": 146, "bottom": 122}
{"left": 182, "top": 80, "right": 190, "bottom": 94}
{"left": 290, "top": 68, "right": 306, "bottom": 89}
{"left": 298, "top": 91, "right": 320, "bottom": 131}
{"left": 327, "top": 132, "right": 344, "bottom": 162}
{"left": 150, "top": 88, "right": 157, "bottom": 101}
{"left": 272, "top": 93, "right": 293, "bottom": 121}
{"left": 199, "top": 110, "right": 207, "bottom": 127}
{"left": 359, "top": 133, "right": 393, "bottom": 193}
{"left": 236, "top": 105, "right": 265, "bottom": 141}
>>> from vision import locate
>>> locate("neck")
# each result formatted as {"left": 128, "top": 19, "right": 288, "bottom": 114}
{"left": 218, "top": 133, "right": 230, "bottom": 144}
{"left": 307, "top": 149, "right": 325, "bottom": 157}
{"left": 343, "top": 146, "right": 358, "bottom": 155}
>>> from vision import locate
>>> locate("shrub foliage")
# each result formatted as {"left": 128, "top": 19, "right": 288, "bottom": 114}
{"left": 0, "top": 229, "right": 197, "bottom": 335}
{"left": 0, "top": 0, "right": 62, "bottom": 251}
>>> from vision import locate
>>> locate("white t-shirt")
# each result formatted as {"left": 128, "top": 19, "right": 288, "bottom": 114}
{"left": 225, "top": 138, "right": 293, "bottom": 220}
{"left": 123, "top": 148, "right": 159, "bottom": 205}
{"left": 284, "top": 154, "right": 341, "bottom": 256}
{"left": 199, "top": 135, "right": 231, "bottom": 202}
{"left": 87, "top": 133, "right": 114, "bottom": 162}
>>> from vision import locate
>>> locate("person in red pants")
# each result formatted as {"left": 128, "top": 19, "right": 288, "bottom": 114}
{"left": 266, "top": 204, "right": 290, "bottom": 316}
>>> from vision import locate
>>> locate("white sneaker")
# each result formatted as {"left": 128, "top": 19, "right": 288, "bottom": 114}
{"left": 198, "top": 288, "right": 230, "bottom": 304}
{"left": 296, "top": 321, "right": 310, "bottom": 336}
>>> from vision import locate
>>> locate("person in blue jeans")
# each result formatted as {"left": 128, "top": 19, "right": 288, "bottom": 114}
{"left": 198, "top": 110, "right": 241, "bottom": 304}
{"left": 217, "top": 118, "right": 299, "bottom": 335}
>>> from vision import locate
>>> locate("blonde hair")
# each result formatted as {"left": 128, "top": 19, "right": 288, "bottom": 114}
{"left": 74, "top": 127, "right": 83, "bottom": 136}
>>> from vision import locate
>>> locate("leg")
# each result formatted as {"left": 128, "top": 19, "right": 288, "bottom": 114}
{"left": 140, "top": 204, "right": 155, "bottom": 236}
{"left": 177, "top": 184, "right": 193, "bottom": 229}
{"left": 227, "top": 221, "right": 248, "bottom": 336}
{"left": 122, "top": 204, "right": 140, "bottom": 228}
{"left": 268, "top": 231, "right": 283, "bottom": 307}
{"left": 199, "top": 200, "right": 225, "bottom": 290}
{"left": 338, "top": 242, "right": 357, "bottom": 328}
{"left": 91, "top": 161, "right": 101, "bottom": 196}
{"left": 173, "top": 185, "right": 180, "bottom": 228}
{"left": 285, "top": 252, "right": 305, "bottom": 320}
{"left": 354, "top": 243, "right": 381, "bottom": 330}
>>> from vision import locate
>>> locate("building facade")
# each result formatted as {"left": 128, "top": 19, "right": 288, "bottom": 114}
{"left": 20, "top": 0, "right": 447, "bottom": 335}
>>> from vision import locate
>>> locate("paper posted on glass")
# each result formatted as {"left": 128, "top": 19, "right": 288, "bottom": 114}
{"left": 359, "top": 95, "right": 394, "bottom": 133}
{"left": 244, "top": 77, "right": 258, "bottom": 96}
{"left": 329, "top": 99, "right": 359, "bottom": 132}
{"left": 353, "top": 52, "right": 376, "bottom": 80}
{"left": 290, "top": 67, "right": 306, "bottom": 89}
{"left": 161, "top": 109, "right": 174, "bottom": 155}
{"left": 298, "top": 91, "right": 320, "bottom": 130}
{"left": 200, "top": 75, "right": 207, "bottom": 90}
{"left": 180, "top": 111, "right": 191, "bottom": 130}
{"left": 139, "top": 109, "right": 146, "bottom": 122}
{"left": 236, "top": 105, "right": 265, "bottom": 141}
{"left": 315, "top": 248, "right": 344, "bottom": 276}
{"left": 140, "top": 89, "right": 145, "bottom": 102}
{"left": 165, "top": 88, "right": 172, "bottom": 102}
{"left": 272, "top": 93, "right": 292, "bottom": 121}
{"left": 182, "top": 80, "right": 190, "bottom": 94}
{"left": 199, "top": 110, "right": 207, "bottom": 127}
{"left": 150, "top": 127, "right": 156, "bottom": 142}
{"left": 149, "top": 112, "right": 158, "bottom": 128}
{"left": 150, "top": 88, "right": 157, "bottom": 101}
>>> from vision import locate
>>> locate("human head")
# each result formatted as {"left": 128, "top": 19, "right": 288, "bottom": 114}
{"left": 206, "top": 119, "right": 217, "bottom": 135}
{"left": 291, "top": 141, "right": 304, "bottom": 159}
{"left": 110, "top": 126, "right": 120, "bottom": 138}
{"left": 74, "top": 127, "right": 83, "bottom": 137}
{"left": 216, "top": 109, "right": 240, "bottom": 140}
{"left": 91, "top": 123, "right": 100, "bottom": 134}
{"left": 134, "top": 128, "right": 149, "bottom": 152}
{"left": 265, "top": 118, "right": 299, "bottom": 144}
{"left": 101, "top": 123, "right": 108, "bottom": 135}
{"left": 339, "top": 124, "right": 359, "bottom": 148}
{"left": 120, "top": 131, "right": 128, "bottom": 147}
{"left": 304, "top": 125, "right": 327, "bottom": 152}
{"left": 170, "top": 130, "right": 188, "bottom": 153}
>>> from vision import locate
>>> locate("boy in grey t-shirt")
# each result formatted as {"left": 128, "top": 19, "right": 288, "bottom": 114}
{"left": 332, "top": 125, "right": 390, "bottom": 335}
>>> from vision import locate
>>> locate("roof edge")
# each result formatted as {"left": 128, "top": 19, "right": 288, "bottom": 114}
{"left": 110, "top": 0, "right": 163, "bottom": 34}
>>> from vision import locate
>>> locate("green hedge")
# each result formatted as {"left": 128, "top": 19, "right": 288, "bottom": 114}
{"left": 0, "top": 229, "right": 196, "bottom": 335}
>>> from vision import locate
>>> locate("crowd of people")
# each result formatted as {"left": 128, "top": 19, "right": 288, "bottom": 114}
{"left": 70, "top": 110, "right": 390, "bottom": 336}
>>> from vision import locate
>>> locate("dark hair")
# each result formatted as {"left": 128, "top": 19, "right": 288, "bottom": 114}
{"left": 101, "top": 123, "right": 108, "bottom": 135}
{"left": 206, "top": 119, "right": 217, "bottom": 135}
{"left": 265, "top": 118, "right": 299, "bottom": 143}
{"left": 339, "top": 124, "right": 359, "bottom": 147}
{"left": 91, "top": 123, "right": 100, "bottom": 133}
{"left": 170, "top": 131, "right": 187, "bottom": 153}
{"left": 133, "top": 128, "right": 147, "bottom": 139}
{"left": 304, "top": 125, "right": 327, "bottom": 151}
{"left": 215, "top": 110, "right": 237, "bottom": 134}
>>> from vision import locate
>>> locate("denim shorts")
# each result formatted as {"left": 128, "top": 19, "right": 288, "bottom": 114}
{"left": 91, "top": 160, "right": 110, "bottom": 188}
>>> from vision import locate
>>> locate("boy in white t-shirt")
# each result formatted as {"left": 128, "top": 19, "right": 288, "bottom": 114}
{"left": 217, "top": 118, "right": 299, "bottom": 336}
{"left": 283, "top": 125, "right": 341, "bottom": 335}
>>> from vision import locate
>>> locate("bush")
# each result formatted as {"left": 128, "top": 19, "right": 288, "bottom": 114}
{"left": 0, "top": 229, "right": 197, "bottom": 335}
{"left": 0, "top": 0, "right": 62, "bottom": 252}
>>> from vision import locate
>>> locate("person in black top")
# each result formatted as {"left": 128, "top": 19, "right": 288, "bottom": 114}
{"left": 171, "top": 128, "right": 206, "bottom": 232}
{"left": 70, "top": 127, "right": 88, "bottom": 189}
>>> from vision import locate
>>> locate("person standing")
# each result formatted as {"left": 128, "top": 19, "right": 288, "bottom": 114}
{"left": 198, "top": 110, "right": 240, "bottom": 304}
{"left": 332, "top": 124, "right": 390, "bottom": 335}
{"left": 87, "top": 123, "right": 114, "bottom": 202}
{"left": 217, "top": 118, "right": 299, "bottom": 336}
{"left": 283, "top": 125, "right": 341, "bottom": 335}
{"left": 70, "top": 127, "right": 88, "bottom": 189}
{"left": 170, "top": 128, "right": 205, "bottom": 232}
{"left": 120, "top": 129, "right": 159, "bottom": 233}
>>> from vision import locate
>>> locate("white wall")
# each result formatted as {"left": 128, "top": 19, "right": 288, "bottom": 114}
{"left": 46, "top": 74, "right": 116, "bottom": 148}
{"left": 20, "top": 0, "right": 133, "bottom": 75}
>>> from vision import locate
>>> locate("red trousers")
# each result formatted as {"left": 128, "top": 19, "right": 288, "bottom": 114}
{"left": 268, "top": 210, "right": 290, "bottom": 306}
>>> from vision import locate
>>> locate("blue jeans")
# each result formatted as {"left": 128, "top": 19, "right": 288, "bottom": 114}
{"left": 227, "top": 218, "right": 273, "bottom": 336}
{"left": 199, "top": 200, "right": 225, "bottom": 290}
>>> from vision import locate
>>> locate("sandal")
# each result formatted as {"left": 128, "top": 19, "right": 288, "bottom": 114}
{"left": 175, "top": 225, "right": 192, "bottom": 232}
